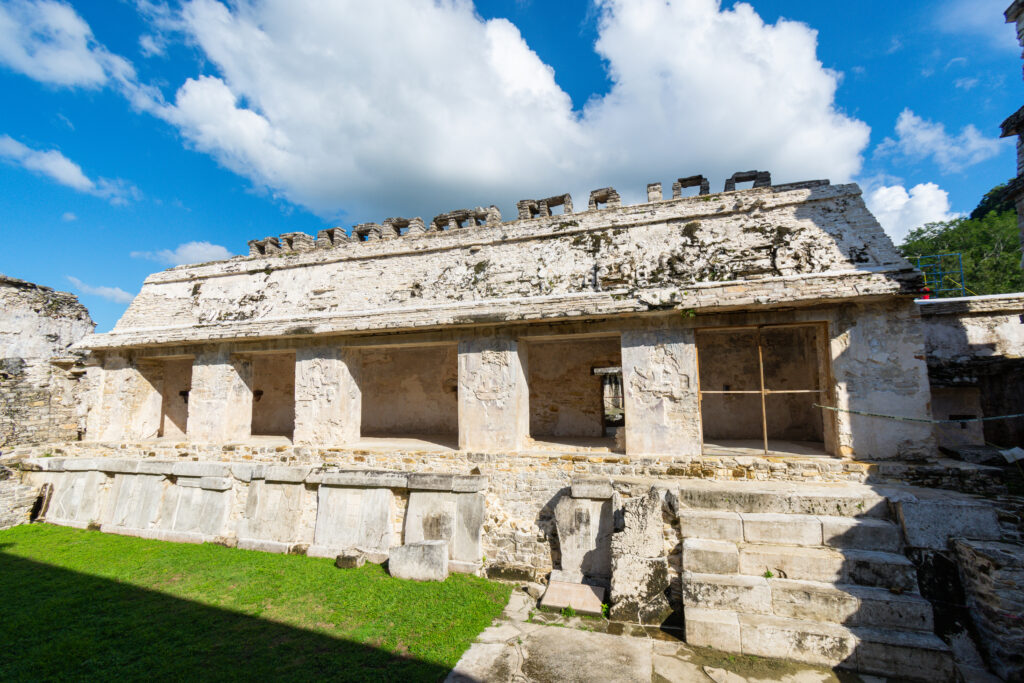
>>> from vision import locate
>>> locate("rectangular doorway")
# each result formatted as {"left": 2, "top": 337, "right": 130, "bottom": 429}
{"left": 250, "top": 352, "right": 296, "bottom": 439}
{"left": 697, "top": 324, "right": 830, "bottom": 456}
{"left": 358, "top": 344, "right": 458, "bottom": 448}
{"left": 526, "top": 336, "right": 623, "bottom": 451}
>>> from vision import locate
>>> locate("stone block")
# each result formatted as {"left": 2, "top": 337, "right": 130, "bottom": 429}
{"left": 175, "top": 476, "right": 202, "bottom": 488}
{"left": 406, "top": 473, "right": 455, "bottom": 491}
{"left": 896, "top": 497, "right": 1001, "bottom": 550}
{"left": 335, "top": 550, "right": 365, "bottom": 569}
{"left": 389, "top": 541, "right": 449, "bottom": 581}
{"left": 769, "top": 579, "right": 933, "bottom": 631}
{"left": 681, "top": 572, "right": 771, "bottom": 615}
{"left": 549, "top": 569, "right": 584, "bottom": 584}
{"left": 264, "top": 465, "right": 312, "bottom": 483}
{"left": 819, "top": 515, "right": 901, "bottom": 552}
{"left": 741, "top": 513, "right": 822, "bottom": 546}
{"left": 46, "top": 470, "right": 107, "bottom": 526}
{"left": 136, "top": 460, "right": 174, "bottom": 475}
{"left": 739, "top": 613, "right": 857, "bottom": 667}
{"left": 158, "top": 484, "right": 231, "bottom": 538}
{"left": 311, "top": 485, "right": 395, "bottom": 556}
{"left": 404, "top": 491, "right": 484, "bottom": 564}
{"left": 739, "top": 544, "right": 915, "bottom": 591}
{"left": 852, "top": 628, "right": 954, "bottom": 682}
{"left": 610, "top": 487, "right": 663, "bottom": 558}
{"left": 684, "top": 607, "right": 741, "bottom": 652}
{"left": 539, "top": 581, "right": 606, "bottom": 617}
{"left": 682, "top": 538, "right": 738, "bottom": 574}
{"left": 554, "top": 495, "right": 613, "bottom": 580}
{"left": 230, "top": 463, "right": 265, "bottom": 482}
{"left": 571, "top": 478, "right": 613, "bottom": 500}
{"left": 105, "top": 473, "right": 168, "bottom": 531}
{"left": 172, "top": 461, "right": 230, "bottom": 478}
{"left": 237, "top": 480, "right": 313, "bottom": 545}
{"left": 678, "top": 509, "right": 742, "bottom": 542}
{"left": 98, "top": 459, "right": 138, "bottom": 474}
{"left": 609, "top": 556, "right": 672, "bottom": 623}
{"left": 63, "top": 459, "right": 98, "bottom": 471}
{"left": 308, "top": 470, "right": 407, "bottom": 488}
{"left": 199, "top": 477, "right": 232, "bottom": 491}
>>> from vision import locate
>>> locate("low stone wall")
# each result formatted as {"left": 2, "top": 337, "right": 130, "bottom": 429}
{"left": 21, "top": 457, "right": 487, "bottom": 572}
{"left": 0, "top": 466, "right": 37, "bottom": 530}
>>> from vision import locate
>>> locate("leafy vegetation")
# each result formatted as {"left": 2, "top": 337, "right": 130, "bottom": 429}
{"left": 899, "top": 182, "right": 1024, "bottom": 297}
{"left": 0, "top": 524, "right": 511, "bottom": 682}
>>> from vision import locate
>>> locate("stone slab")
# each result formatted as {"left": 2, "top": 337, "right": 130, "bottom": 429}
{"left": 389, "top": 541, "right": 449, "bottom": 581}
{"left": 684, "top": 607, "right": 741, "bottom": 652}
{"left": 101, "top": 473, "right": 164, "bottom": 530}
{"left": 681, "top": 572, "right": 771, "bottom": 615}
{"left": 199, "top": 476, "right": 232, "bottom": 491}
{"left": 264, "top": 465, "right": 312, "bottom": 483}
{"left": 738, "top": 613, "right": 857, "bottom": 667}
{"left": 571, "top": 478, "right": 614, "bottom": 500}
{"left": 539, "top": 581, "right": 605, "bottom": 617}
{"left": 896, "top": 497, "right": 1001, "bottom": 550}
{"left": 237, "top": 480, "right": 312, "bottom": 544}
{"left": 682, "top": 538, "right": 739, "bottom": 574}
{"left": 819, "top": 515, "right": 901, "bottom": 552}
{"left": 678, "top": 509, "right": 743, "bottom": 542}
{"left": 403, "top": 490, "right": 484, "bottom": 564}
{"left": 741, "top": 513, "right": 822, "bottom": 546}
{"left": 172, "top": 461, "right": 230, "bottom": 478}
{"left": 554, "top": 495, "right": 613, "bottom": 580}
{"left": 307, "top": 470, "right": 407, "bottom": 488}
{"left": 312, "top": 486, "right": 395, "bottom": 555}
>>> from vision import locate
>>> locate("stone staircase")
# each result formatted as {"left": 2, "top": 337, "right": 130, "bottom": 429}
{"left": 676, "top": 481, "right": 955, "bottom": 682}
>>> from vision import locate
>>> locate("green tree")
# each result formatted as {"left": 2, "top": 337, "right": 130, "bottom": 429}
{"left": 899, "top": 184, "right": 1024, "bottom": 296}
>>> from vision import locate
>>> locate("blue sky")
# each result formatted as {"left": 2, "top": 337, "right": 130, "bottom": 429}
{"left": 0, "top": 0, "right": 1019, "bottom": 331}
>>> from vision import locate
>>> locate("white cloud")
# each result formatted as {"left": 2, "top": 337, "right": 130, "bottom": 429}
{"left": 0, "top": 0, "right": 125, "bottom": 86}
{"left": 876, "top": 109, "right": 1005, "bottom": 173}
{"left": 61, "top": 211, "right": 76, "bottom": 221}
{"left": 0, "top": 134, "right": 140, "bottom": 204}
{"left": 131, "top": 240, "right": 234, "bottom": 266}
{"left": 954, "top": 77, "right": 979, "bottom": 90}
{"left": 936, "top": 0, "right": 1020, "bottom": 51}
{"left": 131, "top": 0, "right": 870, "bottom": 222}
{"left": 66, "top": 276, "right": 135, "bottom": 304}
{"left": 864, "top": 182, "right": 959, "bottom": 244}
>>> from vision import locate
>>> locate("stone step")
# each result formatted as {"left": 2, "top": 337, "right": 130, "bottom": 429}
{"left": 768, "top": 578, "right": 934, "bottom": 632}
{"left": 686, "top": 609, "right": 954, "bottom": 681}
{"left": 681, "top": 510, "right": 902, "bottom": 552}
{"left": 676, "top": 481, "right": 890, "bottom": 518}
{"left": 681, "top": 573, "right": 934, "bottom": 632}
{"left": 737, "top": 544, "right": 919, "bottom": 592}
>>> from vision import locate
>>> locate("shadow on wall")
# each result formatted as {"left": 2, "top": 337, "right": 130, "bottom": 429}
{"left": 0, "top": 546, "right": 449, "bottom": 681}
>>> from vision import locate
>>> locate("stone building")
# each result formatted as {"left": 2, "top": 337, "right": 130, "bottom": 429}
{"left": 5, "top": 176, "right": 1021, "bottom": 680}
{"left": 0, "top": 275, "right": 93, "bottom": 449}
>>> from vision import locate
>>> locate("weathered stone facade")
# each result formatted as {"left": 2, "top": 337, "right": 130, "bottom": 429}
{"left": 10, "top": 176, "right": 1022, "bottom": 679}
{"left": 0, "top": 275, "right": 94, "bottom": 450}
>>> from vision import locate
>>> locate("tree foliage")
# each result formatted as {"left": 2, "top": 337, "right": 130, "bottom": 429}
{"left": 899, "top": 183, "right": 1024, "bottom": 296}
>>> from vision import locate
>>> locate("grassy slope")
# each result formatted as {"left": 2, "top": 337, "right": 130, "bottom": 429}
{"left": 0, "top": 524, "right": 511, "bottom": 682}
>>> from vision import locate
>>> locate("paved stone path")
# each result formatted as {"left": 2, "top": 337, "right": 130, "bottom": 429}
{"left": 447, "top": 589, "right": 883, "bottom": 683}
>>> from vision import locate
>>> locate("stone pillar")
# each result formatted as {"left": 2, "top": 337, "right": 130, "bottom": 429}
{"left": 86, "top": 353, "right": 163, "bottom": 441}
{"left": 187, "top": 345, "right": 252, "bottom": 443}
{"left": 621, "top": 325, "right": 701, "bottom": 456}
{"left": 293, "top": 345, "right": 361, "bottom": 446}
{"left": 457, "top": 335, "right": 529, "bottom": 452}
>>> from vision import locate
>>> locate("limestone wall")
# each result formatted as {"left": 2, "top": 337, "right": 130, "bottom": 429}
{"left": 527, "top": 337, "right": 619, "bottom": 438}
{"left": 359, "top": 345, "right": 459, "bottom": 435}
{"left": 0, "top": 466, "right": 36, "bottom": 530}
{"left": 0, "top": 276, "right": 94, "bottom": 448}
{"left": 81, "top": 182, "right": 919, "bottom": 351}
{"left": 918, "top": 294, "right": 1024, "bottom": 448}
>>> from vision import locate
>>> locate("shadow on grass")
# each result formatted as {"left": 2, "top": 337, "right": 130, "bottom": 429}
{"left": 0, "top": 549, "right": 450, "bottom": 682}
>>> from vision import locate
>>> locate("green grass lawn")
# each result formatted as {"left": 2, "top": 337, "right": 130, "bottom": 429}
{"left": 0, "top": 524, "right": 511, "bottom": 682}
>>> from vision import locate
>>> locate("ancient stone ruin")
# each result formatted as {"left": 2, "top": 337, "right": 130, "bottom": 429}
{"left": 2, "top": 175, "right": 1023, "bottom": 681}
